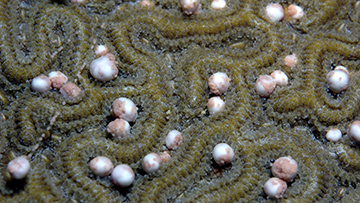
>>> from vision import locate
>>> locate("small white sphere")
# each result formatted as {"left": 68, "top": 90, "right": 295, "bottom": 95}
{"left": 265, "top": 3, "right": 284, "bottom": 22}
{"left": 334, "top": 65, "right": 349, "bottom": 74}
{"left": 326, "top": 128, "right": 342, "bottom": 142}
{"left": 48, "top": 71, "right": 68, "bottom": 89}
{"left": 31, "top": 75, "right": 51, "bottom": 93}
{"left": 272, "top": 156, "right": 298, "bottom": 182}
{"left": 111, "top": 164, "right": 135, "bottom": 187}
{"left": 270, "top": 70, "right": 288, "bottom": 87}
{"left": 107, "top": 118, "right": 131, "bottom": 138}
{"left": 139, "top": 0, "right": 154, "bottom": 7}
{"left": 284, "top": 54, "right": 297, "bottom": 68}
{"left": 166, "top": 130, "right": 183, "bottom": 150}
{"left": 255, "top": 75, "right": 276, "bottom": 98}
{"left": 287, "top": 4, "right": 304, "bottom": 19}
{"left": 89, "top": 156, "right": 114, "bottom": 177}
{"left": 207, "top": 96, "right": 225, "bottom": 114}
{"left": 7, "top": 156, "right": 30, "bottom": 179}
{"left": 181, "top": 0, "right": 201, "bottom": 15}
{"left": 348, "top": 121, "right": 360, "bottom": 144}
{"left": 90, "top": 53, "right": 118, "bottom": 81}
{"left": 71, "top": 0, "right": 87, "bottom": 5}
{"left": 59, "top": 82, "right": 81, "bottom": 98}
{"left": 211, "top": 0, "right": 226, "bottom": 10}
{"left": 111, "top": 97, "right": 138, "bottom": 122}
{"left": 94, "top": 45, "right": 109, "bottom": 57}
{"left": 264, "top": 177, "right": 287, "bottom": 199}
{"left": 326, "top": 66, "right": 349, "bottom": 94}
{"left": 213, "top": 143, "right": 234, "bottom": 166}
{"left": 208, "top": 72, "right": 231, "bottom": 95}
{"left": 142, "top": 153, "right": 161, "bottom": 173}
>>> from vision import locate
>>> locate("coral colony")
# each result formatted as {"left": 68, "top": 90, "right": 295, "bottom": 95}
{"left": 4, "top": 0, "right": 360, "bottom": 202}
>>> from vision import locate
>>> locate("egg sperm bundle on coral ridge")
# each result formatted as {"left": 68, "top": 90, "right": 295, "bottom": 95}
{"left": 1, "top": 0, "right": 360, "bottom": 202}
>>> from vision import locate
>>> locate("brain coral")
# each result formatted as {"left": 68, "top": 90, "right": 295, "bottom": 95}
{"left": 1, "top": 0, "right": 360, "bottom": 202}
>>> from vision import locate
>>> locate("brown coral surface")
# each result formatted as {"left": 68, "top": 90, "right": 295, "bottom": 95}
{"left": 1, "top": 0, "right": 360, "bottom": 202}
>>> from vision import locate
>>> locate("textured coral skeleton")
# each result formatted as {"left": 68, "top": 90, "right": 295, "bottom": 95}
{"left": 1, "top": 0, "right": 360, "bottom": 202}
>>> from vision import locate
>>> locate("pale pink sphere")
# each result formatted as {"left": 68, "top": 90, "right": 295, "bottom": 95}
{"left": 160, "top": 151, "right": 171, "bottom": 163}
{"left": 326, "top": 66, "right": 349, "bottom": 94}
{"left": 89, "top": 156, "right": 114, "bottom": 177}
{"left": 59, "top": 82, "right": 81, "bottom": 98}
{"left": 111, "top": 97, "right": 138, "bottom": 122}
{"left": 139, "top": 0, "right": 154, "bottom": 7}
{"left": 264, "top": 177, "right": 287, "bottom": 199}
{"left": 94, "top": 45, "right": 109, "bottom": 57}
{"left": 270, "top": 70, "right": 288, "bottom": 87}
{"left": 142, "top": 153, "right": 162, "bottom": 173}
{"left": 213, "top": 143, "right": 234, "bottom": 166}
{"left": 111, "top": 164, "right": 135, "bottom": 187}
{"left": 284, "top": 54, "right": 298, "bottom": 68}
{"left": 7, "top": 156, "right": 30, "bottom": 179}
{"left": 272, "top": 156, "right": 298, "bottom": 182}
{"left": 265, "top": 3, "right": 284, "bottom": 22}
{"left": 287, "top": 4, "right": 304, "bottom": 19}
{"left": 166, "top": 130, "right": 183, "bottom": 150}
{"left": 207, "top": 96, "right": 225, "bottom": 114}
{"left": 208, "top": 72, "right": 231, "bottom": 95}
{"left": 348, "top": 121, "right": 360, "bottom": 144}
{"left": 107, "top": 118, "right": 131, "bottom": 138}
{"left": 31, "top": 75, "right": 51, "bottom": 93}
{"left": 181, "top": 0, "right": 201, "bottom": 15}
{"left": 255, "top": 75, "right": 276, "bottom": 98}
{"left": 48, "top": 71, "right": 68, "bottom": 89}
{"left": 90, "top": 53, "right": 118, "bottom": 81}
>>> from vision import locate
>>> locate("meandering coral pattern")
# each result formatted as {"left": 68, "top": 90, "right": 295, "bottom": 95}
{"left": 1, "top": 0, "right": 360, "bottom": 202}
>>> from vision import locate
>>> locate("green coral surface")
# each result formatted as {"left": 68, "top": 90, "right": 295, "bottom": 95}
{"left": 1, "top": 0, "right": 360, "bottom": 202}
